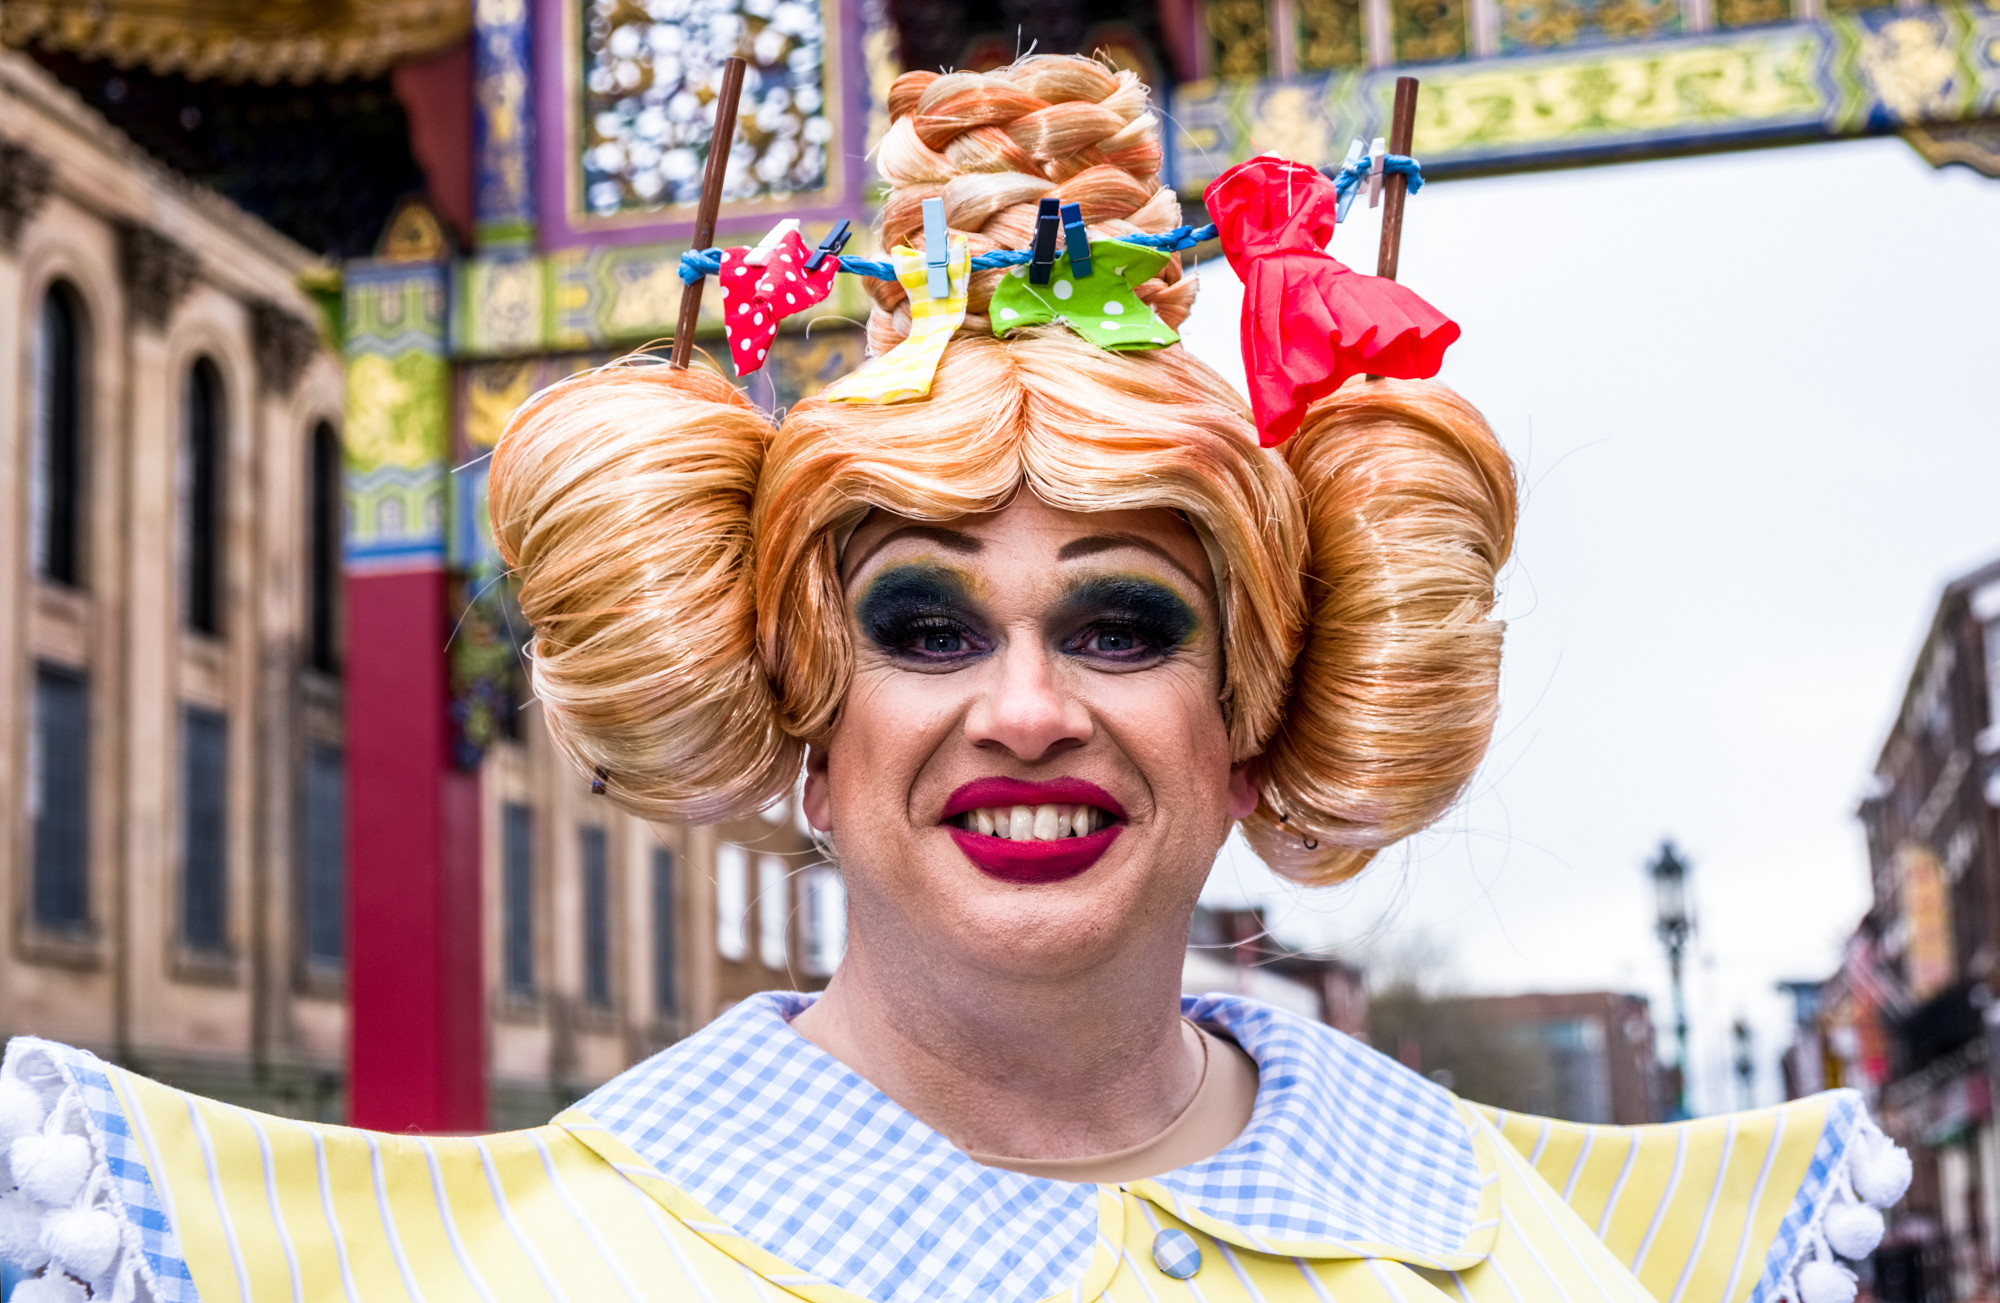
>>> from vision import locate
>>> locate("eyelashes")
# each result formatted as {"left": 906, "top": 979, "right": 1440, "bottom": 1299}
{"left": 855, "top": 566, "right": 1200, "bottom": 669}
{"left": 855, "top": 565, "right": 991, "bottom": 665}
{"left": 1054, "top": 577, "right": 1198, "bottom": 664}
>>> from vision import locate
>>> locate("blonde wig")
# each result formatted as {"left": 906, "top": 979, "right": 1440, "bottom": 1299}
{"left": 488, "top": 55, "right": 1517, "bottom": 885}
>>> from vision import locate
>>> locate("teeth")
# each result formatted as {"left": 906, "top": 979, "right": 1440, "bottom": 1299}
{"left": 960, "top": 804, "right": 1109, "bottom": 840}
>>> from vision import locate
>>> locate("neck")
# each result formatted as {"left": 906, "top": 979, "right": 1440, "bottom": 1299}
{"left": 789, "top": 915, "right": 1202, "bottom": 1160}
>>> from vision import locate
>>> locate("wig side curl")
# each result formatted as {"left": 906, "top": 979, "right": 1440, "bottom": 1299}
{"left": 1243, "top": 379, "right": 1518, "bottom": 885}
{"left": 486, "top": 360, "right": 800, "bottom": 822}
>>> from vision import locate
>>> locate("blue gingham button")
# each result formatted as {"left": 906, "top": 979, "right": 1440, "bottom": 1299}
{"left": 1151, "top": 1228, "right": 1203, "bottom": 1279}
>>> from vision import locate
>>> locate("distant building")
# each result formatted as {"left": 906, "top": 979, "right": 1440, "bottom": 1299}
{"left": 0, "top": 48, "right": 827, "bottom": 1127}
{"left": 1186, "top": 905, "right": 1367, "bottom": 1037}
{"left": 1415, "top": 991, "right": 1662, "bottom": 1125}
{"left": 1799, "top": 554, "right": 2000, "bottom": 1303}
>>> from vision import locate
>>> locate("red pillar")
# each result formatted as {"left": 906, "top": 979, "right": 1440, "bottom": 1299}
{"left": 341, "top": 257, "right": 484, "bottom": 1132}
{"left": 345, "top": 572, "right": 484, "bottom": 1131}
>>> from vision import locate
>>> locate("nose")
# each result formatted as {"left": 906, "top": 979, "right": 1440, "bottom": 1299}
{"left": 963, "top": 637, "right": 1092, "bottom": 762}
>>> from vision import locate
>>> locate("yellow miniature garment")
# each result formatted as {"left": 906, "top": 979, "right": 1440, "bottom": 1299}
{"left": 0, "top": 994, "right": 1908, "bottom": 1303}
{"left": 820, "top": 235, "right": 970, "bottom": 404}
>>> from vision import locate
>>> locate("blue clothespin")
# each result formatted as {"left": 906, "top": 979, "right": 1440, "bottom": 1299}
{"left": 1368, "top": 136, "right": 1389, "bottom": 208}
{"left": 1029, "top": 197, "right": 1061, "bottom": 285}
{"left": 1059, "top": 202, "right": 1090, "bottom": 278}
{"left": 922, "top": 198, "right": 950, "bottom": 299}
{"left": 805, "top": 219, "right": 851, "bottom": 272}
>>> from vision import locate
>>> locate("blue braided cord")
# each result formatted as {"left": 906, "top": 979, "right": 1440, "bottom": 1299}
{"left": 673, "top": 155, "right": 1423, "bottom": 284}
{"left": 678, "top": 247, "right": 724, "bottom": 283}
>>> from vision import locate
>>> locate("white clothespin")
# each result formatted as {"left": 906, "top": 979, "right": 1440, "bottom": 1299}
{"left": 745, "top": 218, "right": 801, "bottom": 266}
{"left": 1336, "top": 138, "right": 1366, "bottom": 222}
{"left": 1368, "top": 136, "right": 1388, "bottom": 209}
{"left": 922, "top": 197, "right": 951, "bottom": 300}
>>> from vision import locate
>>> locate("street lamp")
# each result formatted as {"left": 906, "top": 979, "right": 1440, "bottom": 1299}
{"left": 1649, "top": 840, "right": 1695, "bottom": 1119}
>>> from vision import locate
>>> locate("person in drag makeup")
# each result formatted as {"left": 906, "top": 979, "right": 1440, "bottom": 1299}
{"left": 0, "top": 53, "right": 1904, "bottom": 1303}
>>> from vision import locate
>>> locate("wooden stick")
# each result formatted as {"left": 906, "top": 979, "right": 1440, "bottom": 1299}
{"left": 1374, "top": 76, "right": 1420, "bottom": 283}
{"left": 671, "top": 56, "right": 747, "bottom": 370}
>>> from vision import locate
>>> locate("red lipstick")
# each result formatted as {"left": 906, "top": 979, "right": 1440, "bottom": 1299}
{"left": 941, "top": 778, "right": 1126, "bottom": 885}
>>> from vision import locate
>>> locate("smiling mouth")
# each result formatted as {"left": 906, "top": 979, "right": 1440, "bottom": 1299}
{"left": 940, "top": 778, "right": 1128, "bottom": 883}
{"left": 946, "top": 803, "right": 1115, "bottom": 840}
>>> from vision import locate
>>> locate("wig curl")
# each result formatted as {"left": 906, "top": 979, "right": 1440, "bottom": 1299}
{"left": 488, "top": 54, "right": 1518, "bottom": 885}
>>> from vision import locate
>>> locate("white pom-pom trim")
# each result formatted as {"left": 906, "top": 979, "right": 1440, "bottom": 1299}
{"left": 1777, "top": 1110, "right": 1911, "bottom": 1303}
{"left": 0, "top": 1038, "right": 163, "bottom": 1303}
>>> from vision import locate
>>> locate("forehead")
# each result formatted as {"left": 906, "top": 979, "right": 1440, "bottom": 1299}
{"left": 840, "top": 497, "right": 1213, "bottom": 591}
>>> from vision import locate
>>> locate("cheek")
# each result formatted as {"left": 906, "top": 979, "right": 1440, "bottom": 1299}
{"left": 821, "top": 666, "right": 957, "bottom": 828}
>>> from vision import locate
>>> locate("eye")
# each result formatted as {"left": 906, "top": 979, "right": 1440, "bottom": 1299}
{"left": 1069, "top": 623, "right": 1162, "bottom": 662}
{"left": 879, "top": 616, "right": 989, "bottom": 664}
{"left": 921, "top": 628, "right": 966, "bottom": 655}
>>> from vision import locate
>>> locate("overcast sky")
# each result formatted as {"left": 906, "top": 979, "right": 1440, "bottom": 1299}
{"left": 1178, "top": 135, "right": 2000, "bottom": 1113}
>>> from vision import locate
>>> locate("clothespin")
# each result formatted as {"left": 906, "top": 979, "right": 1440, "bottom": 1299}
{"left": 922, "top": 198, "right": 950, "bottom": 299}
{"left": 1368, "top": 136, "right": 1388, "bottom": 209}
{"left": 1059, "top": 201, "right": 1091, "bottom": 278}
{"left": 805, "top": 219, "right": 852, "bottom": 272}
{"left": 1335, "top": 138, "right": 1365, "bottom": 222}
{"left": 1029, "top": 197, "right": 1061, "bottom": 285}
{"left": 745, "top": 218, "right": 801, "bottom": 266}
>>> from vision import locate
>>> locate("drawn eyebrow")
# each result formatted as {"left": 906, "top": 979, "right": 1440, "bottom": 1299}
{"left": 1055, "top": 533, "right": 1208, "bottom": 590}
{"left": 842, "top": 524, "right": 981, "bottom": 582}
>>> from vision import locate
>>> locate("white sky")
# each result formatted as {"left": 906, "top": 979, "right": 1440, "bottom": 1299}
{"left": 1178, "top": 135, "right": 2000, "bottom": 1114}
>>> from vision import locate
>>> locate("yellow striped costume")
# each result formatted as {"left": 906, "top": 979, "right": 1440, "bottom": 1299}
{"left": 0, "top": 993, "right": 1906, "bottom": 1303}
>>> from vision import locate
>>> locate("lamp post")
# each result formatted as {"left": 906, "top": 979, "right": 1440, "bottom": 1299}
{"left": 1650, "top": 840, "right": 1695, "bottom": 1119}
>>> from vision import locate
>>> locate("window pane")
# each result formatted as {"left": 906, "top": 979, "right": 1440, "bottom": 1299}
{"left": 31, "top": 287, "right": 84, "bottom": 586}
{"left": 308, "top": 423, "right": 341, "bottom": 674}
{"left": 503, "top": 803, "right": 534, "bottom": 996}
{"left": 800, "top": 866, "right": 846, "bottom": 979}
{"left": 302, "top": 742, "right": 344, "bottom": 967}
{"left": 758, "top": 855, "right": 788, "bottom": 970}
{"left": 715, "top": 843, "right": 748, "bottom": 962}
{"left": 30, "top": 665, "right": 90, "bottom": 930}
{"left": 652, "top": 847, "right": 676, "bottom": 1018}
{"left": 581, "top": 827, "right": 611, "bottom": 1009}
{"left": 182, "top": 361, "right": 224, "bottom": 635}
{"left": 181, "top": 707, "right": 228, "bottom": 952}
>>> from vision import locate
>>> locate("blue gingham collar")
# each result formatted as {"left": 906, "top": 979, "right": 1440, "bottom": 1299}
{"left": 577, "top": 990, "right": 1495, "bottom": 1303}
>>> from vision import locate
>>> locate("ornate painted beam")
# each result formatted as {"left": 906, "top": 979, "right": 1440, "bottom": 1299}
{"left": 1169, "top": 2, "right": 2000, "bottom": 184}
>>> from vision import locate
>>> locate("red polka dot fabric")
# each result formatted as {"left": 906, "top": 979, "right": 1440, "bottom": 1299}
{"left": 718, "top": 228, "right": 840, "bottom": 377}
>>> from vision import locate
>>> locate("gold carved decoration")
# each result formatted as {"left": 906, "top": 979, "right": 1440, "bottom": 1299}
{"left": 0, "top": 0, "right": 470, "bottom": 83}
{"left": 1395, "top": 0, "right": 1469, "bottom": 62}
{"left": 379, "top": 198, "right": 451, "bottom": 262}
{"left": 1207, "top": 0, "right": 1273, "bottom": 78}
{"left": 1903, "top": 119, "right": 2000, "bottom": 177}
{"left": 1298, "top": 0, "right": 1365, "bottom": 69}
{"left": 1715, "top": 0, "right": 1791, "bottom": 27}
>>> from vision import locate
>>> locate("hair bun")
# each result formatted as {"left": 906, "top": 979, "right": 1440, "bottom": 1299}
{"left": 487, "top": 361, "right": 800, "bottom": 822}
{"left": 1244, "top": 379, "right": 1518, "bottom": 884}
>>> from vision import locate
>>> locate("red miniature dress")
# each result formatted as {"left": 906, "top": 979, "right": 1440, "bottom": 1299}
{"left": 1206, "top": 155, "right": 1461, "bottom": 446}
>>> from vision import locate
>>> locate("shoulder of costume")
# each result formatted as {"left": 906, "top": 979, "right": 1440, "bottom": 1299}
{"left": 1469, "top": 1087, "right": 1910, "bottom": 1303}
{"left": 0, "top": 1034, "right": 723, "bottom": 1303}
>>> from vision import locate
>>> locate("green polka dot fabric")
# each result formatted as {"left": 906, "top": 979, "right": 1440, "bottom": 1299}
{"left": 988, "top": 238, "right": 1180, "bottom": 350}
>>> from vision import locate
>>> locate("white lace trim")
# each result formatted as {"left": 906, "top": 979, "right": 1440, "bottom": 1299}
{"left": 1775, "top": 1113, "right": 1912, "bottom": 1303}
{"left": 0, "top": 1039, "right": 160, "bottom": 1303}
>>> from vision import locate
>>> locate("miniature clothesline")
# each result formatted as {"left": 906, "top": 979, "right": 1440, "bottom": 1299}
{"left": 674, "top": 154, "right": 1426, "bottom": 286}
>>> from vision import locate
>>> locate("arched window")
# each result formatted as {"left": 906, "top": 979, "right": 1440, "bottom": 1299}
{"left": 307, "top": 422, "right": 342, "bottom": 674}
{"left": 182, "top": 359, "right": 224, "bottom": 634}
{"left": 30, "top": 283, "right": 85, "bottom": 586}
